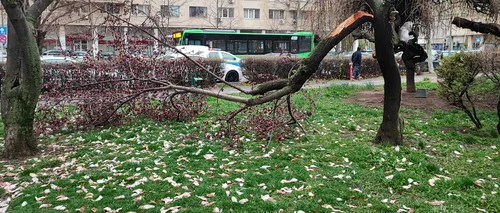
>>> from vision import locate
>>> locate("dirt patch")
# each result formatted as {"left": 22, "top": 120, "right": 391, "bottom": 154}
{"left": 346, "top": 89, "right": 496, "bottom": 111}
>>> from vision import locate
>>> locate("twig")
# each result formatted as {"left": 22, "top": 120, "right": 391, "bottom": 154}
{"left": 286, "top": 95, "right": 306, "bottom": 135}
{"left": 170, "top": 91, "right": 189, "bottom": 121}
{"left": 227, "top": 105, "right": 250, "bottom": 122}
{"left": 95, "top": 86, "right": 171, "bottom": 126}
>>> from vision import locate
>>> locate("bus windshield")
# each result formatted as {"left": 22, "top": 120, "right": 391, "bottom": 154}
{"left": 172, "top": 29, "right": 315, "bottom": 57}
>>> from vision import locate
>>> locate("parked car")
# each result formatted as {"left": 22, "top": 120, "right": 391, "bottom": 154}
{"left": 201, "top": 50, "right": 241, "bottom": 67}
{"left": 41, "top": 56, "right": 76, "bottom": 64}
{"left": 163, "top": 53, "right": 243, "bottom": 82}
{"left": 42, "top": 50, "right": 64, "bottom": 57}
{"left": 72, "top": 51, "right": 89, "bottom": 62}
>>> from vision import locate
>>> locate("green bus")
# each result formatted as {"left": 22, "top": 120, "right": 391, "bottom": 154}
{"left": 172, "top": 29, "right": 316, "bottom": 57}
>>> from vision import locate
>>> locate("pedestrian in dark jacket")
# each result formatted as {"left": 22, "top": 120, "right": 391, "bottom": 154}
{"left": 351, "top": 47, "right": 362, "bottom": 80}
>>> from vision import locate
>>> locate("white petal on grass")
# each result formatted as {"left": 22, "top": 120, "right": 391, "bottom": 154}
{"left": 428, "top": 177, "right": 440, "bottom": 186}
{"left": 403, "top": 184, "right": 412, "bottom": 189}
{"left": 56, "top": 195, "right": 69, "bottom": 201}
{"left": 162, "top": 197, "right": 174, "bottom": 204}
{"left": 204, "top": 154, "right": 215, "bottom": 161}
{"left": 426, "top": 200, "right": 445, "bottom": 206}
{"left": 53, "top": 205, "right": 66, "bottom": 211}
{"left": 476, "top": 208, "right": 487, "bottom": 212}
{"left": 21, "top": 201, "right": 28, "bottom": 207}
{"left": 261, "top": 194, "right": 277, "bottom": 202}
{"left": 94, "top": 195, "right": 103, "bottom": 202}
{"left": 39, "top": 204, "right": 52, "bottom": 209}
{"left": 231, "top": 196, "right": 238, "bottom": 203}
{"left": 280, "top": 178, "right": 298, "bottom": 184}
{"left": 239, "top": 199, "right": 248, "bottom": 204}
{"left": 321, "top": 204, "right": 343, "bottom": 212}
{"left": 161, "top": 206, "right": 181, "bottom": 213}
{"left": 114, "top": 195, "right": 126, "bottom": 200}
{"left": 213, "top": 207, "right": 223, "bottom": 213}
{"left": 139, "top": 204, "right": 155, "bottom": 209}
{"left": 385, "top": 175, "right": 394, "bottom": 180}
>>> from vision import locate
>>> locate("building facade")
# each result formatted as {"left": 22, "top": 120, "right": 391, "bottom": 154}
{"left": 0, "top": 1, "right": 496, "bottom": 55}
{"left": 31, "top": 0, "right": 318, "bottom": 55}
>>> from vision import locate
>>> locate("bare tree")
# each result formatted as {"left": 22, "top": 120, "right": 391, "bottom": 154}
{"left": 204, "top": 0, "right": 241, "bottom": 29}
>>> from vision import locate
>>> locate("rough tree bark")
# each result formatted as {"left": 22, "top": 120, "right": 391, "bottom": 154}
{"left": 497, "top": 99, "right": 500, "bottom": 134}
{"left": 452, "top": 17, "right": 500, "bottom": 37}
{"left": 372, "top": 2, "right": 404, "bottom": 145}
{"left": 404, "top": 59, "right": 416, "bottom": 93}
{"left": 1, "top": 0, "right": 54, "bottom": 159}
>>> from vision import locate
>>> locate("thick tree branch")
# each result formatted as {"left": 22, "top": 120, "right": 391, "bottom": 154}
{"left": 27, "top": 0, "right": 54, "bottom": 23}
{"left": 452, "top": 17, "right": 500, "bottom": 37}
{"left": 352, "top": 29, "right": 375, "bottom": 42}
{"left": 246, "top": 11, "right": 374, "bottom": 106}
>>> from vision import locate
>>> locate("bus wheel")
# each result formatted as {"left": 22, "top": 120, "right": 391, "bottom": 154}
{"left": 225, "top": 71, "right": 239, "bottom": 82}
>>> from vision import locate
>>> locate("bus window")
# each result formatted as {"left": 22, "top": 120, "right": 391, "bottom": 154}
{"left": 249, "top": 40, "right": 264, "bottom": 53}
{"left": 265, "top": 40, "right": 272, "bottom": 53}
{"left": 291, "top": 40, "right": 298, "bottom": 54}
{"left": 211, "top": 40, "right": 225, "bottom": 50}
{"left": 188, "top": 40, "right": 202, "bottom": 45}
{"left": 273, "top": 41, "right": 290, "bottom": 53}
{"left": 299, "top": 36, "right": 312, "bottom": 52}
{"left": 227, "top": 40, "right": 248, "bottom": 54}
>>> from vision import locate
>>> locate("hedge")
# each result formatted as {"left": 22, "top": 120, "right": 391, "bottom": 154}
{"left": 0, "top": 58, "right": 223, "bottom": 91}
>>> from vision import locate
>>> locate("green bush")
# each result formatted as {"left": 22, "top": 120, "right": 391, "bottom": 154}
{"left": 435, "top": 52, "right": 485, "bottom": 129}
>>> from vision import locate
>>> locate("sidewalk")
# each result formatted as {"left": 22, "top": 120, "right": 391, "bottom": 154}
{"left": 215, "top": 72, "right": 438, "bottom": 94}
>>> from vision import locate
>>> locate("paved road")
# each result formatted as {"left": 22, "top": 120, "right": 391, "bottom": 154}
{"left": 214, "top": 72, "right": 438, "bottom": 94}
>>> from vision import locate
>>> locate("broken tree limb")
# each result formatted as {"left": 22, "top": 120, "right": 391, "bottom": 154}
{"left": 452, "top": 17, "right": 500, "bottom": 37}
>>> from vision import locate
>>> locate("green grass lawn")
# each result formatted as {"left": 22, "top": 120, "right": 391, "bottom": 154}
{"left": 1, "top": 81, "right": 499, "bottom": 213}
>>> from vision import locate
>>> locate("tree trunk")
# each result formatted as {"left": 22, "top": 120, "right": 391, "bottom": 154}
{"left": 373, "top": 7, "right": 403, "bottom": 145}
{"left": 497, "top": 99, "right": 500, "bottom": 134}
{"left": 1, "top": 12, "right": 43, "bottom": 159}
{"left": 426, "top": 33, "right": 434, "bottom": 73}
{"left": 36, "top": 29, "right": 47, "bottom": 54}
{"left": 404, "top": 59, "right": 416, "bottom": 93}
{"left": 406, "top": 67, "right": 416, "bottom": 92}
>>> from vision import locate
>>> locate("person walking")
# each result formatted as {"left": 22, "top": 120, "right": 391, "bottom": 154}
{"left": 351, "top": 47, "right": 362, "bottom": 80}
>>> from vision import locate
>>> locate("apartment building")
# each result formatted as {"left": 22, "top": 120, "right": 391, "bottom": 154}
{"left": 0, "top": 0, "right": 316, "bottom": 55}
{"left": 0, "top": 1, "right": 495, "bottom": 55}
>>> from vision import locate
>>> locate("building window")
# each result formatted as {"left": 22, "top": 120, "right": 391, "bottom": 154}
{"left": 161, "top": 5, "right": 180, "bottom": 17}
{"left": 78, "top": 5, "right": 90, "bottom": 19}
{"left": 289, "top": 10, "right": 298, "bottom": 19}
{"left": 244, "top": 8, "right": 260, "bottom": 19}
{"left": 218, "top": 8, "right": 234, "bottom": 18}
{"left": 269, "top": 10, "right": 285, "bottom": 19}
{"left": 102, "top": 3, "right": 120, "bottom": 15}
{"left": 133, "top": 4, "right": 151, "bottom": 16}
{"left": 189, "top": 7, "right": 207, "bottom": 17}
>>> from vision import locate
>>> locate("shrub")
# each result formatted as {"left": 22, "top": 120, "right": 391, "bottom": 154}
{"left": 241, "top": 56, "right": 384, "bottom": 84}
{"left": 2, "top": 58, "right": 224, "bottom": 134}
{"left": 435, "top": 52, "right": 484, "bottom": 129}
